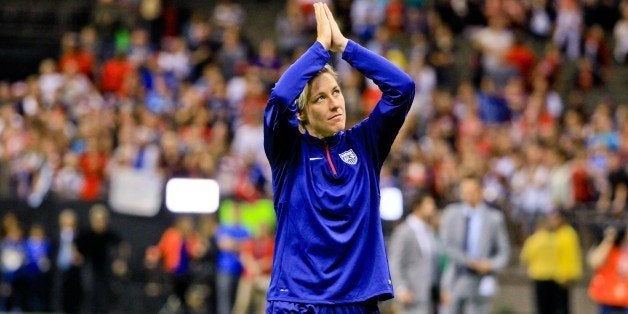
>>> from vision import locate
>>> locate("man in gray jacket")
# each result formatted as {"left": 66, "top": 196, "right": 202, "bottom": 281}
{"left": 440, "top": 175, "right": 511, "bottom": 314}
{"left": 390, "top": 193, "right": 440, "bottom": 314}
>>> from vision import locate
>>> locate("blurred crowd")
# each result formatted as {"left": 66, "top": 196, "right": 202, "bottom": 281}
{"left": 0, "top": 0, "right": 626, "bottom": 313}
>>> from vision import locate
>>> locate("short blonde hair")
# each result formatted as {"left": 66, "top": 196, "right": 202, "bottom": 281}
{"left": 296, "top": 64, "right": 339, "bottom": 113}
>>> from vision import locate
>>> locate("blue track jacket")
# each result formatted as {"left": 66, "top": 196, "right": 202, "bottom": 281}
{"left": 264, "top": 40, "right": 415, "bottom": 304}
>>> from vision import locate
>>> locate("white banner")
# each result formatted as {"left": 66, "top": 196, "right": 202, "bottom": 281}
{"left": 165, "top": 178, "right": 220, "bottom": 214}
{"left": 109, "top": 167, "right": 164, "bottom": 217}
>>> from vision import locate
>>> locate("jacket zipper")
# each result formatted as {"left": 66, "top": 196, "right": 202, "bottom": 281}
{"left": 324, "top": 143, "right": 337, "bottom": 175}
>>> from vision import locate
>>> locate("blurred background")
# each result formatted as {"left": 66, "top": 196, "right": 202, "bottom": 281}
{"left": 0, "top": 0, "right": 626, "bottom": 313}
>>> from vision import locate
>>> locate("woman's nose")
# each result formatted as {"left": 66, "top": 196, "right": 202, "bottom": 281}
{"left": 329, "top": 96, "right": 340, "bottom": 110}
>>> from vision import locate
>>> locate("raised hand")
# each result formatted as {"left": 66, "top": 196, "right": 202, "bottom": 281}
{"left": 314, "top": 2, "right": 331, "bottom": 50}
{"left": 323, "top": 3, "right": 348, "bottom": 53}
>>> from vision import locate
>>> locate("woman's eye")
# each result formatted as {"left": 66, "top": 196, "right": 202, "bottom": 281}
{"left": 333, "top": 90, "right": 340, "bottom": 96}
{"left": 315, "top": 96, "right": 325, "bottom": 103}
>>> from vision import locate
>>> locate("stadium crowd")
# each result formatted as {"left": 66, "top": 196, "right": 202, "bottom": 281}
{"left": 0, "top": 0, "right": 626, "bottom": 313}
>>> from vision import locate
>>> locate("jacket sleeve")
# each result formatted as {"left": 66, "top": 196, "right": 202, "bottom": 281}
{"left": 264, "top": 41, "right": 331, "bottom": 166}
{"left": 555, "top": 227, "right": 582, "bottom": 283}
{"left": 388, "top": 225, "right": 410, "bottom": 293}
{"left": 343, "top": 40, "right": 415, "bottom": 169}
{"left": 519, "top": 233, "right": 536, "bottom": 266}
{"left": 488, "top": 211, "right": 511, "bottom": 272}
{"left": 439, "top": 205, "right": 469, "bottom": 266}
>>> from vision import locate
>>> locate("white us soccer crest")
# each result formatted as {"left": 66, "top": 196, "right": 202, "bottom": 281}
{"left": 339, "top": 149, "right": 358, "bottom": 165}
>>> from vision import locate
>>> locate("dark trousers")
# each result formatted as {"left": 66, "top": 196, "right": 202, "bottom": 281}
{"left": 556, "top": 282, "right": 570, "bottom": 314}
{"left": 600, "top": 305, "right": 628, "bottom": 314}
{"left": 53, "top": 266, "right": 82, "bottom": 313}
{"left": 86, "top": 270, "right": 111, "bottom": 314}
{"left": 23, "top": 272, "right": 50, "bottom": 312}
{"left": 534, "top": 280, "right": 570, "bottom": 314}
{"left": 172, "top": 273, "right": 192, "bottom": 311}
{"left": 62, "top": 267, "right": 82, "bottom": 313}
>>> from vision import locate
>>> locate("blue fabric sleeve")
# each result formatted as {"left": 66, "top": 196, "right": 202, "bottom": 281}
{"left": 343, "top": 40, "right": 415, "bottom": 169}
{"left": 264, "top": 42, "right": 331, "bottom": 166}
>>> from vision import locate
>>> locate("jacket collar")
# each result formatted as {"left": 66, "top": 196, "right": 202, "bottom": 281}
{"left": 302, "top": 129, "right": 343, "bottom": 148}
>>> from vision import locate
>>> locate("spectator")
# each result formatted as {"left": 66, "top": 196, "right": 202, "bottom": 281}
{"left": 184, "top": 12, "right": 215, "bottom": 81}
{"left": 217, "top": 28, "right": 248, "bottom": 81}
{"left": 553, "top": 0, "right": 583, "bottom": 61}
{"left": 439, "top": 175, "right": 510, "bottom": 314}
{"left": 38, "top": 59, "right": 64, "bottom": 107}
{"left": 350, "top": 0, "right": 385, "bottom": 42}
{"left": 384, "top": 0, "right": 405, "bottom": 35}
{"left": 572, "top": 147, "right": 599, "bottom": 209}
{"left": 78, "top": 139, "right": 108, "bottom": 201}
{"left": 100, "top": 51, "right": 133, "bottom": 94}
{"left": 472, "top": 15, "right": 515, "bottom": 84}
{"left": 232, "top": 223, "right": 274, "bottom": 314}
{"left": 128, "top": 28, "right": 154, "bottom": 68}
{"left": 215, "top": 205, "right": 249, "bottom": 314}
{"left": 195, "top": 214, "right": 219, "bottom": 314}
{"left": 550, "top": 211, "right": 583, "bottom": 314}
{"left": 587, "top": 224, "right": 628, "bottom": 313}
{"left": 580, "top": 25, "right": 612, "bottom": 89}
{"left": 275, "top": 0, "right": 308, "bottom": 58}
{"left": 529, "top": 0, "right": 554, "bottom": 39}
{"left": 597, "top": 153, "right": 627, "bottom": 216}
{"left": 158, "top": 36, "right": 191, "bottom": 81}
{"left": 614, "top": 1, "right": 628, "bottom": 64}
{"left": 389, "top": 193, "right": 441, "bottom": 314}
{"left": 520, "top": 216, "right": 559, "bottom": 314}
{"left": 547, "top": 147, "right": 574, "bottom": 212}
{"left": 90, "top": 0, "right": 126, "bottom": 60}
{"left": 212, "top": 0, "right": 245, "bottom": 31}
{"left": 250, "top": 39, "right": 283, "bottom": 90}
{"left": 408, "top": 54, "right": 436, "bottom": 122}
{"left": 75, "top": 204, "right": 125, "bottom": 313}
{"left": 535, "top": 42, "right": 562, "bottom": 86}
{"left": 52, "top": 152, "right": 83, "bottom": 200}
{"left": 476, "top": 77, "right": 511, "bottom": 125}
{"left": 59, "top": 32, "right": 95, "bottom": 78}
{"left": 0, "top": 213, "right": 25, "bottom": 311}
{"left": 510, "top": 141, "right": 552, "bottom": 236}
{"left": 153, "top": 216, "right": 203, "bottom": 312}
{"left": 504, "top": 35, "right": 536, "bottom": 84}
{"left": 22, "top": 224, "right": 52, "bottom": 312}
{"left": 52, "top": 209, "right": 82, "bottom": 314}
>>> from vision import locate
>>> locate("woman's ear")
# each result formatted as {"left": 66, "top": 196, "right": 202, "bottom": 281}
{"left": 297, "top": 111, "right": 306, "bottom": 123}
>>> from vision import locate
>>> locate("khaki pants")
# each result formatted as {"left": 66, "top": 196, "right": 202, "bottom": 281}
{"left": 232, "top": 276, "right": 270, "bottom": 314}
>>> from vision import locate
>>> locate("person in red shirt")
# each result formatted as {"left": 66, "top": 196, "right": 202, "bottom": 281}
{"left": 59, "top": 33, "right": 94, "bottom": 78}
{"left": 100, "top": 51, "right": 133, "bottom": 94}
{"left": 79, "top": 139, "right": 108, "bottom": 201}
{"left": 505, "top": 36, "right": 536, "bottom": 86}
{"left": 151, "top": 216, "right": 203, "bottom": 312}
{"left": 588, "top": 225, "right": 628, "bottom": 312}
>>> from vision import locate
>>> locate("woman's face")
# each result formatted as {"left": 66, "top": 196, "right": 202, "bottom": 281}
{"left": 300, "top": 72, "right": 346, "bottom": 138}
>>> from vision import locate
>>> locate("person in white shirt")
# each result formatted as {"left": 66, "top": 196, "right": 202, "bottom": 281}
{"left": 613, "top": 1, "right": 628, "bottom": 64}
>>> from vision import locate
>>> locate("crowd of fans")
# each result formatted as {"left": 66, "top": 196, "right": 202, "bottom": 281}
{"left": 0, "top": 0, "right": 626, "bottom": 312}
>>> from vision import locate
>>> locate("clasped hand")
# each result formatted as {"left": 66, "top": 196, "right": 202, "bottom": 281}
{"left": 314, "top": 2, "right": 348, "bottom": 53}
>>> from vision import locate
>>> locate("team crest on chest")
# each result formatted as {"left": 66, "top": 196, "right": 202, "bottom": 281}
{"left": 339, "top": 149, "right": 358, "bottom": 165}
